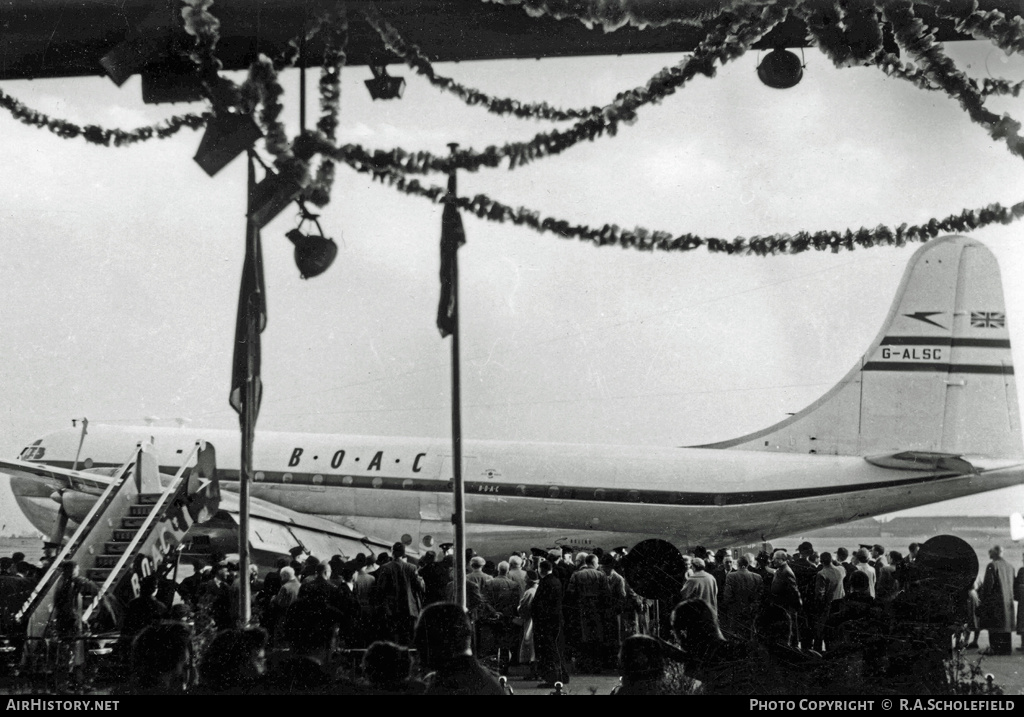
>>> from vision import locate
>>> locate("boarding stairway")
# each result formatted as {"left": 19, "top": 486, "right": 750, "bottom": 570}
{"left": 15, "top": 440, "right": 218, "bottom": 642}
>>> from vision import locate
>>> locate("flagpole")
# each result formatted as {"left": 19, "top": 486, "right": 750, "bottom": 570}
{"left": 238, "top": 155, "right": 257, "bottom": 626}
{"left": 447, "top": 143, "right": 467, "bottom": 611}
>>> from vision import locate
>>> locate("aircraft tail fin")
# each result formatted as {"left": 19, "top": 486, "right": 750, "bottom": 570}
{"left": 698, "top": 235, "right": 1023, "bottom": 459}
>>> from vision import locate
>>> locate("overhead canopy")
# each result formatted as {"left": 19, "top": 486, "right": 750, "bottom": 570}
{"left": 1, "top": 0, "right": 1019, "bottom": 83}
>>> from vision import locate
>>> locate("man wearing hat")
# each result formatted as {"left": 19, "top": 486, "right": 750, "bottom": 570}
{"left": 373, "top": 542, "right": 425, "bottom": 646}
{"left": 351, "top": 554, "right": 376, "bottom": 646}
{"left": 791, "top": 541, "right": 818, "bottom": 649}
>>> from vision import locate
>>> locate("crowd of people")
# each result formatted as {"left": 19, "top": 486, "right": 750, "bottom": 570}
{"left": 0, "top": 537, "right": 1011, "bottom": 695}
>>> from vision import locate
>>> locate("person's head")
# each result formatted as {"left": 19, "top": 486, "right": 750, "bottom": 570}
{"left": 619, "top": 634, "right": 664, "bottom": 684}
{"left": 362, "top": 641, "right": 412, "bottom": 689}
{"left": 469, "top": 556, "right": 486, "bottom": 572}
{"left": 414, "top": 602, "right": 473, "bottom": 669}
{"left": 497, "top": 561, "right": 510, "bottom": 576}
{"left": 198, "top": 627, "right": 268, "bottom": 692}
{"left": 889, "top": 550, "right": 903, "bottom": 566}
{"left": 755, "top": 551, "right": 770, "bottom": 567}
{"left": 771, "top": 551, "right": 789, "bottom": 568}
{"left": 671, "top": 598, "right": 724, "bottom": 646}
{"left": 851, "top": 570, "right": 871, "bottom": 595}
{"left": 215, "top": 563, "right": 229, "bottom": 582}
{"left": 59, "top": 560, "right": 78, "bottom": 580}
{"left": 419, "top": 551, "right": 435, "bottom": 566}
{"left": 872, "top": 544, "right": 885, "bottom": 559}
{"left": 392, "top": 542, "right": 406, "bottom": 559}
{"left": 585, "top": 554, "right": 599, "bottom": 569}
{"left": 11, "top": 552, "right": 24, "bottom": 564}
{"left": 990, "top": 545, "right": 1003, "bottom": 560}
{"left": 723, "top": 556, "right": 734, "bottom": 571}
{"left": 836, "top": 547, "right": 849, "bottom": 562}
{"left": 131, "top": 623, "right": 192, "bottom": 693}
{"left": 820, "top": 552, "right": 833, "bottom": 566}
{"left": 691, "top": 557, "right": 705, "bottom": 573}
{"left": 539, "top": 560, "right": 553, "bottom": 576}
{"left": 279, "top": 566, "right": 296, "bottom": 583}
{"left": 509, "top": 555, "right": 522, "bottom": 570}
{"left": 681, "top": 555, "right": 692, "bottom": 568}
{"left": 908, "top": 542, "right": 920, "bottom": 557}
{"left": 737, "top": 554, "right": 751, "bottom": 569}
{"left": 798, "top": 541, "right": 813, "bottom": 557}
{"left": 315, "top": 562, "right": 331, "bottom": 580}
{"left": 526, "top": 570, "right": 539, "bottom": 585}
{"left": 855, "top": 548, "right": 870, "bottom": 564}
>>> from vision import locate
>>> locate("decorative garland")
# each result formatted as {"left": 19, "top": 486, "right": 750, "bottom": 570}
{"left": 308, "top": 0, "right": 795, "bottom": 177}
{"left": 934, "top": 0, "right": 1024, "bottom": 55}
{"left": 798, "top": 0, "right": 883, "bottom": 68}
{"left": 883, "top": 0, "right": 1024, "bottom": 161}
{"left": 481, "top": 0, "right": 749, "bottom": 32}
{"left": 340, "top": 153, "right": 1024, "bottom": 256}
{"left": 0, "top": 87, "right": 210, "bottom": 146}
{"left": 181, "top": 0, "right": 223, "bottom": 76}
{"left": 306, "top": 6, "right": 348, "bottom": 208}
{"left": 362, "top": 4, "right": 602, "bottom": 122}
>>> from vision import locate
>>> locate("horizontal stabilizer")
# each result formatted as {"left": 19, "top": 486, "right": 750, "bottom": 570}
{"left": 864, "top": 452, "right": 977, "bottom": 473}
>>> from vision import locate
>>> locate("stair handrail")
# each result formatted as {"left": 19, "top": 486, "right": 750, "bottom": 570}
{"left": 81, "top": 441, "right": 203, "bottom": 624}
{"left": 14, "top": 450, "right": 138, "bottom": 623}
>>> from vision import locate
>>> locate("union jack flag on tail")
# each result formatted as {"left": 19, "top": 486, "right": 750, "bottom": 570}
{"left": 971, "top": 311, "right": 1005, "bottom": 328}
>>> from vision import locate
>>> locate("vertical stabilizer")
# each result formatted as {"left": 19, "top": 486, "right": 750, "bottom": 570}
{"left": 698, "top": 236, "right": 1022, "bottom": 459}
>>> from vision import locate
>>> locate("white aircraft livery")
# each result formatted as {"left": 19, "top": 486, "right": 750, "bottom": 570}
{"left": 2, "top": 235, "right": 1022, "bottom": 560}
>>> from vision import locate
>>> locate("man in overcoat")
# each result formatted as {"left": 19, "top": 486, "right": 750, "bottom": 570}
{"left": 980, "top": 545, "right": 1016, "bottom": 655}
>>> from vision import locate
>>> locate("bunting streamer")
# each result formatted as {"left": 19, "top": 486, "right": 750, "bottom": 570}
{"left": 0, "top": 88, "right": 210, "bottom": 146}
{"left": 883, "top": 0, "right": 1024, "bottom": 161}
{"left": 481, "top": 0, "right": 748, "bottom": 32}
{"left": 363, "top": 5, "right": 602, "bottom": 122}
{"left": 306, "top": 6, "right": 348, "bottom": 208}
{"left": 299, "top": 0, "right": 796, "bottom": 178}
{"left": 340, "top": 154, "right": 1024, "bottom": 257}
{"left": 799, "top": 0, "right": 885, "bottom": 67}
{"left": 934, "top": 0, "right": 1024, "bottom": 55}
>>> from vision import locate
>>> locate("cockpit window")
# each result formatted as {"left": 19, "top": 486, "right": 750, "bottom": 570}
{"left": 19, "top": 440, "right": 45, "bottom": 461}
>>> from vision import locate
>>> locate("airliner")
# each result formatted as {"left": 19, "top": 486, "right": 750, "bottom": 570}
{"left": 1, "top": 235, "right": 1021, "bottom": 563}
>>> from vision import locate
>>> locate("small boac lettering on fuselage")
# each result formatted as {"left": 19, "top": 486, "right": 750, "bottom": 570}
{"left": 286, "top": 447, "right": 429, "bottom": 473}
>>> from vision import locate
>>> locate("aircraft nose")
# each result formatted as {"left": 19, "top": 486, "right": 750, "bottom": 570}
{"left": 8, "top": 475, "right": 53, "bottom": 499}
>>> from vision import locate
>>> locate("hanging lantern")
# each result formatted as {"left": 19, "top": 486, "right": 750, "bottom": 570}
{"left": 364, "top": 64, "right": 406, "bottom": 100}
{"left": 757, "top": 48, "right": 804, "bottom": 89}
{"left": 286, "top": 206, "right": 337, "bottom": 279}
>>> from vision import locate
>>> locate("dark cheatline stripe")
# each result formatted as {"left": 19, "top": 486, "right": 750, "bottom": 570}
{"left": 881, "top": 336, "right": 1011, "bottom": 348}
{"left": 221, "top": 468, "right": 960, "bottom": 507}
{"left": 38, "top": 461, "right": 966, "bottom": 508}
{"left": 863, "top": 362, "right": 1014, "bottom": 374}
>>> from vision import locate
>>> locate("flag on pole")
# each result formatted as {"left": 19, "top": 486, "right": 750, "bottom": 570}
{"left": 437, "top": 172, "right": 465, "bottom": 338}
{"left": 229, "top": 154, "right": 267, "bottom": 422}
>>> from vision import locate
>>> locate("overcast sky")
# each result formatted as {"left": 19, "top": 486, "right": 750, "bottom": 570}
{"left": 0, "top": 35, "right": 1022, "bottom": 534}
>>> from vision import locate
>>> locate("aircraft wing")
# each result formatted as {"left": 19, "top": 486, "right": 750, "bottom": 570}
{"left": 0, "top": 456, "right": 116, "bottom": 494}
{"left": 215, "top": 491, "right": 395, "bottom": 561}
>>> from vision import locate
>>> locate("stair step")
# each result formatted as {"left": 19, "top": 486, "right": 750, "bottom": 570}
{"left": 137, "top": 494, "right": 162, "bottom": 505}
{"left": 129, "top": 505, "right": 153, "bottom": 517}
{"left": 113, "top": 529, "right": 137, "bottom": 542}
{"left": 86, "top": 568, "right": 113, "bottom": 582}
{"left": 122, "top": 516, "right": 147, "bottom": 529}
{"left": 104, "top": 542, "right": 131, "bottom": 555}
{"left": 94, "top": 555, "right": 120, "bottom": 568}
